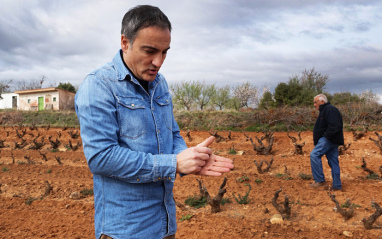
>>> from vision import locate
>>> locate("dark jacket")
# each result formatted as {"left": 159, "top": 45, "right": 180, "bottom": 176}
{"left": 313, "top": 102, "right": 344, "bottom": 145}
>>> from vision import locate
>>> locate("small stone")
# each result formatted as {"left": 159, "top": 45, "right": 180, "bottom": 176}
{"left": 270, "top": 214, "right": 283, "bottom": 224}
{"left": 69, "top": 191, "right": 81, "bottom": 200}
{"left": 236, "top": 150, "right": 244, "bottom": 155}
{"left": 343, "top": 231, "right": 353, "bottom": 237}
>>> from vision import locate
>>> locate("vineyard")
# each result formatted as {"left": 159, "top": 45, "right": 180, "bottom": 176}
{"left": 0, "top": 125, "right": 382, "bottom": 238}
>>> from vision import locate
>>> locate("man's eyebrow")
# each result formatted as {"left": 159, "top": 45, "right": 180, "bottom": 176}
{"left": 142, "top": 45, "right": 170, "bottom": 51}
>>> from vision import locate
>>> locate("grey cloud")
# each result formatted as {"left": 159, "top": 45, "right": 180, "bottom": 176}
{"left": 324, "top": 25, "right": 345, "bottom": 32}
{"left": 353, "top": 21, "right": 372, "bottom": 32}
{"left": 298, "top": 30, "right": 328, "bottom": 39}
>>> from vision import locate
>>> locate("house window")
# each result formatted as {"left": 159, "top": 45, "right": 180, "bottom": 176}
{"left": 28, "top": 99, "right": 31, "bottom": 103}
{"left": 53, "top": 97, "right": 56, "bottom": 102}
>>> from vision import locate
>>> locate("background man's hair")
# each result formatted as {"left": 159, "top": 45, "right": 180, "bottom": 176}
{"left": 121, "top": 5, "right": 172, "bottom": 44}
{"left": 315, "top": 94, "right": 328, "bottom": 103}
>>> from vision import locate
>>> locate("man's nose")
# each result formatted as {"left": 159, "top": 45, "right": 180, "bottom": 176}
{"left": 152, "top": 54, "right": 165, "bottom": 67}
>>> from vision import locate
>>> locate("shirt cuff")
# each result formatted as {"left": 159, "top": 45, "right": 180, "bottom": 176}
{"left": 153, "top": 154, "right": 177, "bottom": 182}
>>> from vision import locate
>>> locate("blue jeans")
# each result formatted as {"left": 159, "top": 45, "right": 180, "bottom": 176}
{"left": 310, "top": 137, "right": 342, "bottom": 189}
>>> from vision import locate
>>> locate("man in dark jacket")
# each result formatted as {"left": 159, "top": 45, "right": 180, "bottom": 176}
{"left": 310, "top": 94, "right": 344, "bottom": 190}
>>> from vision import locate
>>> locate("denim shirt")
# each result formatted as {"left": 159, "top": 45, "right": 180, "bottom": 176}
{"left": 75, "top": 50, "right": 187, "bottom": 239}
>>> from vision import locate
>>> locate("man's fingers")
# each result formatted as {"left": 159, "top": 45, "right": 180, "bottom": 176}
{"left": 214, "top": 155, "right": 233, "bottom": 163}
{"left": 210, "top": 161, "right": 234, "bottom": 169}
{"left": 194, "top": 146, "right": 212, "bottom": 158}
{"left": 194, "top": 159, "right": 206, "bottom": 166}
{"left": 196, "top": 136, "right": 215, "bottom": 147}
{"left": 200, "top": 171, "right": 222, "bottom": 177}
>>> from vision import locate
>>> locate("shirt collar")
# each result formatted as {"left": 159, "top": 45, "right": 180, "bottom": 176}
{"left": 319, "top": 102, "right": 330, "bottom": 111}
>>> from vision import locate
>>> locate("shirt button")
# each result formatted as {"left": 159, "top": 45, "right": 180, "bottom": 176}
{"left": 168, "top": 177, "right": 172, "bottom": 180}
{"left": 131, "top": 104, "right": 135, "bottom": 107}
{"left": 152, "top": 108, "right": 154, "bottom": 110}
{"left": 136, "top": 178, "right": 140, "bottom": 182}
{"left": 158, "top": 130, "right": 160, "bottom": 133}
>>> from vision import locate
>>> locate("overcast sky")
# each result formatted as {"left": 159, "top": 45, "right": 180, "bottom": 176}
{"left": 1, "top": 0, "right": 381, "bottom": 102}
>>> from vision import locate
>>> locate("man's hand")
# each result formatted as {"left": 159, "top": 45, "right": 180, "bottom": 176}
{"left": 176, "top": 136, "right": 234, "bottom": 176}
{"left": 196, "top": 153, "right": 234, "bottom": 176}
{"left": 176, "top": 137, "right": 213, "bottom": 174}
{"left": 195, "top": 136, "right": 234, "bottom": 176}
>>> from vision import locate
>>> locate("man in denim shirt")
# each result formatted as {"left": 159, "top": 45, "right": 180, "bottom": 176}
{"left": 75, "top": 5, "right": 234, "bottom": 239}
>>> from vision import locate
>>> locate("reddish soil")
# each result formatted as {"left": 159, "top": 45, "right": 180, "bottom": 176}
{"left": 0, "top": 127, "right": 382, "bottom": 238}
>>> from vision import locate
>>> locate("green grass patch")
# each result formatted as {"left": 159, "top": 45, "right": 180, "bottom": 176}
{"left": 220, "top": 198, "right": 231, "bottom": 205}
{"left": 341, "top": 201, "right": 361, "bottom": 208}
{"left": 80, "top": 188, "right": 94, "bottom": 196}
{"left": 184, "top": 195, "right": 207, "bottom": 209}
{"left": 228, "top": 148, "right": 237, "bottom": 155}
{"left": 366, "top": 173, "right": 380, "bottom": 180}
{"left": 245, "top": 123, "right": 268, "bottom": 132}
{"left": 276, "top": 173, "right": 293, "bottom": 180}
{"left": 298, "top": 173, "right": 313, "bottom": 180}
{"left": 25, "top": 197, "right": 40, "bottom": 205}
{"left": 271, "top": 122, "right": 288, "bottom": 132}
{"left": 254, "top": 179, "right": 263, "bottom": 184}
{"left": 179, "top": 214, "right": 194, "bottom": 222}
{"left": 2, "top": 167, "right": 9, "bottom": 172}
{"left": 236, "top": 175, "right": 249, "bottom": 183}
{"left": 233, "top": 183, "right": 251, "bottom": 205}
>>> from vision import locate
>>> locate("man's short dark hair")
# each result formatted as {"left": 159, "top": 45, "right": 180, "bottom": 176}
{"left": 121, "top": 5, "right": 172, "bottom": 44}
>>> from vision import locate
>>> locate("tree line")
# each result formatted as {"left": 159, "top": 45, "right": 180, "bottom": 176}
{"left": 1, "top": 68, "right": 379, "bottom": 109}
{"left": 170, "top": 81, "right": 264, "bottom": 111}
{"left": 170, "top": 68, "right": 380, "bottom": 111}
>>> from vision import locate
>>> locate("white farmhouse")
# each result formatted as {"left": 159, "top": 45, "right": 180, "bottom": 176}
{"left": 14, "top": 88, "right": 75, "bottom": 111}
{"left": 0, "top": 92, "right": 18, "bottom": 109}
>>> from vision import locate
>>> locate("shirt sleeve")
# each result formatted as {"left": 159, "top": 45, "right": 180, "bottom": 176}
{"left": 75, "top": 74, "right": 177, "bottom": 183}
{"left": 171, "top": 110, "right": 187, "bottom": 154}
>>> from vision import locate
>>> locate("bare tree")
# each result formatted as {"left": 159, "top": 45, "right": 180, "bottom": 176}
{"left": 254, "top": 157, "right": 274, "bottom": 174}
{"left": 329, "top": 193, "right": 354, "bottom": 221}
{"left": 196, "top": 177, "right": 228, "bottom": 213}
{"left": 362, "top": 201, "right": 382, "bottom": 230}
{"left": 0, "top": 79, "right": 13, "bottom": 99}
{"left": 271, "top": 188, "right": 291, "bottom": 219}
{"left": 11, "top": 75, "right": 46, "bottom": 91}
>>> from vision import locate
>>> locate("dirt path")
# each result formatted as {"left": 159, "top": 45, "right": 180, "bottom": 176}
{"left": 0, "top": 128, "right": 381, "bottom": 238}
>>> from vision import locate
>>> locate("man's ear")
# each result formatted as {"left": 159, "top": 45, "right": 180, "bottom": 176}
{"left": 121, "top": 35, "right": 130, "bottom": 52}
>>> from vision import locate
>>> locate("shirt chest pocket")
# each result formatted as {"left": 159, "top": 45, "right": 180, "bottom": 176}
{"left": 116, "top": 96, "right": 147, "bottom": 139}
{"left": 154, "top": 92, "right": 173, "bottom": 130}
